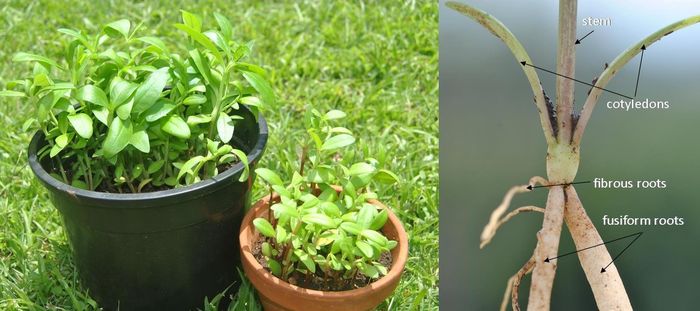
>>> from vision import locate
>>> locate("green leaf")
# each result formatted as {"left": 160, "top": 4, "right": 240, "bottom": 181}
{"left": 49, "top": 144, "right": 63, "bottom": 158}
{"left": 57, "top": 28, "right": 90, "bottom": 48}
{"left": 109, "top": 77, "right": 138, "bottom": 108}
{"left": 231, "top": 149, "right": 249, "bottom": 182}
{"left": 253, "top": 218, "right": 275, "bottom": 238}
{"left": 267, "top": 259, "right": 282, "bottom": 276}
{"left": 238, "top": 96, "right": 262, "bottom": 108}
{"left": 271, "top": 203, "right": 299, "bottom": 219}
{"left": 373, "top": 169, "right": 400, "bottom": 185}
{"left": 67, "top": 113, "right": 93, "bottom": 139}
{"left": 186, "top": 114, "right": 211, "bottom": 125}
{"left": 339, "top": 222, "right": 362, "bottom": 236}
{"left": 349, "top": 162, "right": 376, "bottom": 176}
{"left": 357, "top": 204, "right": 377, "bottom": 229}
{"left": 137, "top": 36, "right": 169, "bottom": 54}
{"left": 174, "top": 23, "right": 223, "bottom": 63}
{"left": 188, "top": 49, "right": 215, "bottom": 86}
{"left": 213, "top": 13, "right": 233, "bottom": 41}
{"left": 216, "top": 113, "right": 235, "bottom": 143}
{"left": 161, "top": 114, "right": 190, "bottom": 139}
{"left": 103, "top": 117, "right": 132, "bottom": 158}
{"left": 361, "top": 229, "right": 388, "bottom": 247}
{"left": 180, "top": 10, "right": 202, "bottom": 32}
{"left": 177, "top": 155, "right": 204, "bottom": 181}
{"left": 72, "top": 179, "right": 88, "bottom": 190}
{"left": 92, "top": 107, "right": 109, "bottom": 125}
{"left": 144, "top": 99, "right": 176, "bottom": 122}
{"left": 104, "top": 19, "right": 130, "bottom": 38}
{"left": 242, "top": 71, "right": 275, "bottom": 107}
{"left": 295, "top": 250, "right": 316, "bottom": 273}
{"left": 204, "top": 31, "right": 230, "bottom": 56}
{"left": 261, "top": 242, "right": 273, "bottom": 257}
{"left": 147, "top": 160, "right": 165, "bottom": 174}
{"left": 0, "top": 90, "right": 26, "bottom": 97}
{"left": 129, "top": 130, "right": 150, "bottom": 153}
{"left": 116, "top": 99, "right": 133, "bottom": 120}
{"left": 255, "top": 168, "right": 283, "bottom": 186}
{"left": 55, "top": 133, "right": 70, "bottom": 148}
{"left": 321, "top": 134, "right": 355, "bottom": 151}
{"left": 324, "top": 110, "right": 346, "bottom": 120}
{"left": 359, "top": 263, "right": 379, "bottom": 279}
{"left": 356, "top": 241, "right": 374, "bottom": 258}
{"left": 276, "top": 226, "right": 288, "bottom": 243}
{"left": 319, "top": 202, "right": 341, "bottom": 218}
{"left": 306, "top": 166, "right": 333, "bottom": 184}
{"left": 132, "top": 67, "right": 169, "bottom": 115}
{"left": 370, "top": 209, "right": 389, "bottom": 230}
{"left": 12, "top": 52, "right": 62, "bottom": 70}
{"left": 183, "top": 94, "right": 207, "bottom": 105}
{"left": 75, "top": 85, "right": 109, "bottom": 107}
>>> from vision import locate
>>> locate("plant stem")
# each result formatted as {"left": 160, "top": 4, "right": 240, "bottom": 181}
{"left": 555, "top": 0, "right": 577, "bottom": 143}
{"left": 527, "top": 186, "right": 565, "bottom": 311}
{"left": 280, "top": 219, "right": 303, "bottom": 277}
{"left": 56, "top": 157, "right": 68, "bottom": 184}
{"left": 267, "top": 185, "right": 274, "bottom": 226}
{"left": 299, "top": 146, "right": 308, "bottom": 176}
{"left": 564, "top": 186, "right": 632, "bottom": 310}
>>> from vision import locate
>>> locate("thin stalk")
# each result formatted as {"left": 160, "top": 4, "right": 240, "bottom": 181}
{"left": 555, "top": 0, "right": 577, "bottom": 143}
{"left": 573, "top": 15, "right": 700, "bottom": 145}
{"left": 82, "top": 153, "right": 93, "bottom": 190}
{"left": 280, "top": 219, "right": 303, "bottom": 277}
{"left": 56, "top": 157, "right": 69, "bottom": 184}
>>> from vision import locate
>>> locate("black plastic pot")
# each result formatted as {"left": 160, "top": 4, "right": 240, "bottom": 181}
{"left": 28, "top": 107, "right": 267, "bottom": 311}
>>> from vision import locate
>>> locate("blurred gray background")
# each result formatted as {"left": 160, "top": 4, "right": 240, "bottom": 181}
{"left": 440, "top": 0, "right": 700, "bottom": 310}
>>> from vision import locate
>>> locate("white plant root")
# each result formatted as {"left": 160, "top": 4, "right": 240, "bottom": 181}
{"left": 527, "top": 186, "right": 565, "bottom": 311}
{"left": 564, "top": 186, "right": 632, "bottom": 310}
{"left": 480, "top": 176, "right": 548, "bottom": 249}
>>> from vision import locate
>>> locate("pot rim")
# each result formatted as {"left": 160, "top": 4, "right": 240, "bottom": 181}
{"left": 27, "top": 107, "right": 268, "bottom": 204}
{"left": 239, "top": 193, "right": 409, "bottom": 298}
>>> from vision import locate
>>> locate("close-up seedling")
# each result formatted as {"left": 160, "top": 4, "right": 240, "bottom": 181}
{"left": 253, "top": 109, "right": 400, "bottom": 290}
{"left": 448, "top": 1, "right": 700, "bottom": 310}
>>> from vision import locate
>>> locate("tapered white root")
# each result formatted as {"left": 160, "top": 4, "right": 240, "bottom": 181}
{"left": 564, "top": 186, "right": 632, "bottom": 310}
{"left": 527, "top": 186, "right": 565, "bottom": 311}
{"left": 480, "top": 176, "right": 548, "bottom": 249}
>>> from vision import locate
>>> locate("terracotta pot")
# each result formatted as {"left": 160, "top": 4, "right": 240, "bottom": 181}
{"left": 239, "top": 192, "right": 408, "bottom": 311}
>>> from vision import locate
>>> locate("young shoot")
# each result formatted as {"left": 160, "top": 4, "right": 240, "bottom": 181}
{"left": 0, "top": 11, "right": 275, "bottom": 192}
{"left": 252, "top": 109, "right": 400, "bottom": 289}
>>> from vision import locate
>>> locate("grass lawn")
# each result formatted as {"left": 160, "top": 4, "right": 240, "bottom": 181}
{"left": 0, "top": 0, "right": 438, "bottom": 310}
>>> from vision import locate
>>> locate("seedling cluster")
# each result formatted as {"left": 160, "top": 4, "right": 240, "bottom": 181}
{"left": 1, "top": 11, "right": 274, "bottom": 192}
{"left": 253, "top": 109, "right": 400, "bottom": 289}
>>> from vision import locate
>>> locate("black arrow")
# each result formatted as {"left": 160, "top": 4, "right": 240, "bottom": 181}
{"left": 601, "top": 231, "right": 643, "bottom": 273}
{"left": 527, "top": 180, "right": 591, "bottom": 190}
{"left": 544, "top": 231, "right": 643, "bottom": 265}
{"left": 633, "top": 45, "right": 646, "bottom": 97}
{"left": 575, "top": 30, "right": 595, "bottom": 45}
{"left": 520, "top": 61, "right": 633, "bottom": 99}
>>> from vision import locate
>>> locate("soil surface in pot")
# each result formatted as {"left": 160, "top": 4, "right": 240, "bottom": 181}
{"left": 252, "top": 237, "right": 393, "bottom": 291}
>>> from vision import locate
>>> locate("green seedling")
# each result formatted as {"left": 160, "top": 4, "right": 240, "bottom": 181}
{"left": 252, "top": 109, "right": 399, "bottom": 289}
{"left": 0, "top": 11, "right": 274, "bottom": 192}
{"left": 448, "top": 1, "right": 700, "bottom": 310}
